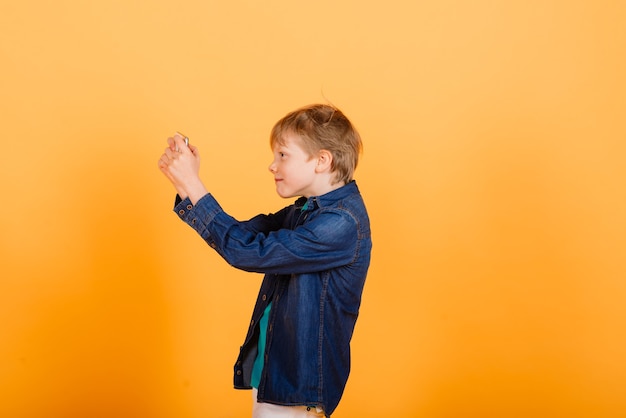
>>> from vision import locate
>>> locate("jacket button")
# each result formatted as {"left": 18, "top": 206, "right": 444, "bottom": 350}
{"left": 210, "top": 243, "right": 216, "bottom": 248}
{"left": 262, "top": 294, "right": 267, "bottom": 301}
{"left": 178, "top": 210, "right": 185, "bottom": 215}
{"left": 187, "top": 204, "right": 193, "bottom": 210}
{"left": 236, "top": 370, "right": 242, "bottom": 376}
{"left": 250, "top": 319, "right": 255, "bottom": 326}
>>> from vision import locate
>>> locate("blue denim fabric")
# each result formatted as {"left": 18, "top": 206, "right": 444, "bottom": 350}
{"left": 174, "top": 181, "right": 372, "bottom": 417}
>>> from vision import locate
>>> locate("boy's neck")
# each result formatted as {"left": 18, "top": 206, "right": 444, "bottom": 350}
{"left": 304, "top": 179, "right": 346, "bottom": 198}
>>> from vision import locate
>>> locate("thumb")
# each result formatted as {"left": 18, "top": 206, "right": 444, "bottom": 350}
{"left": 173, "top": 132, "right": 189, "bottom": 152}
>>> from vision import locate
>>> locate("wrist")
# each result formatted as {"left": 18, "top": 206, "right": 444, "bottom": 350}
{"left": 175, "top": 185, "right": 188, "bottom": 200}
{"left": 184, "top": 179, "right": 209, "bottom": 205}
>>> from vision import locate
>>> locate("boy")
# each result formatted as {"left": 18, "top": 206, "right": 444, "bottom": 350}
{"left": 158, "top": 104, "right": 372, "bottom": 417}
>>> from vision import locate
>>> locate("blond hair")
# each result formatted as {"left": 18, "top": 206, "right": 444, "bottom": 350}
{"left": 270, "top": 104, "right": 362, "bottom": 185}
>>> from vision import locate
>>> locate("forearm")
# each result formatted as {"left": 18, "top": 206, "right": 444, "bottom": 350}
{"left": 178, "top": 176, "right": 209, "bottom": 205}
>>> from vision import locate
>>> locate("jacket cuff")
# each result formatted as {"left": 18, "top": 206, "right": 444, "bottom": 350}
{"left": 173, "top": 193, "right": 222, "bottom": 232}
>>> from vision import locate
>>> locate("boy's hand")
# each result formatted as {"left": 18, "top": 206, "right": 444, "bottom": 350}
{"left": 158, "top": 132, "right": 208, "bottom": 205}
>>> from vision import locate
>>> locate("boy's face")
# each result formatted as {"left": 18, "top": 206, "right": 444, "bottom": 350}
{"left": 268, "top": 132, "right": 318, "bottom": 199}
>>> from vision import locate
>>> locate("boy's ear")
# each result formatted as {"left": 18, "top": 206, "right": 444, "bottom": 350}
{"left": 315, "top": 149, "right": 333, "bottom": 173}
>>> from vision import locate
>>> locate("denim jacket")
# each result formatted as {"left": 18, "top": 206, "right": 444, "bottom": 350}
{"left": 174, "top": 181, "right": 371, "bottom": 417}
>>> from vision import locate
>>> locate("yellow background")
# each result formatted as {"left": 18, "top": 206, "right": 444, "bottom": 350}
{"left": 1, "top": 1, "right": 625, "bottom": 417}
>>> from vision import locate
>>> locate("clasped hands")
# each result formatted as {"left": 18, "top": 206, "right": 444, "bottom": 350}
{"left": 158, "top": 132, "right": 208, "bottom": 204}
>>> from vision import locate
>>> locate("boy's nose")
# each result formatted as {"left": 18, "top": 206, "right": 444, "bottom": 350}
{"left": 268, "top": 162, "right": 277, "bottom": 173}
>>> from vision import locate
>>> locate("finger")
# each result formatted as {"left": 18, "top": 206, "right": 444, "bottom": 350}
{"left": 163, "top": 148, "right": 176, "bottom": 161}
{"left": 158, "top": 154, "right": 172, "bottom": 169}
{"left": 167, "top": 137, "right": 176, "bottom": 151}
{"left": 174, "top": 132, "right": 187, "bottom": 150}
{"left": 173, "top": 136, "right": 188, "bottom": 153}
{"left": 158, "top": 158, "right": 173, "bottom": 179}
{"left": 175, "top": 131, "right": 190, "bottom": 148}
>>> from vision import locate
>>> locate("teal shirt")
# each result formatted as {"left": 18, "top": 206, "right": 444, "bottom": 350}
{"left": 251, "top": 203, "right": 307, "bottom": 389}
{"left": 250, "top": 302, "right": 272, "bottom": 388}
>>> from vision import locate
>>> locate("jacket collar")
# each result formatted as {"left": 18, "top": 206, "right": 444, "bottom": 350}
{"left": 295, "top": 180, "right": 359, "bottom": 211}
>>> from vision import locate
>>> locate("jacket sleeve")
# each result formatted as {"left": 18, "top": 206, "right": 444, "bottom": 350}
{"left": 174, "top": 193, "right": 358, "bottom": 274}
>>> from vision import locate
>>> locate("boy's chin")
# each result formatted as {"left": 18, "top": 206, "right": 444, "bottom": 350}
{"left": 275, "top": 187, "right": 299, "bottom": 200}
{"left": 276, "top": 191, "right": 295, "bottom": 199}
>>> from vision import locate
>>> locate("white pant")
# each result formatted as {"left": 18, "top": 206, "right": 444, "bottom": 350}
{"left": 252, "top": 388, "right": 325, "bottom": 418}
